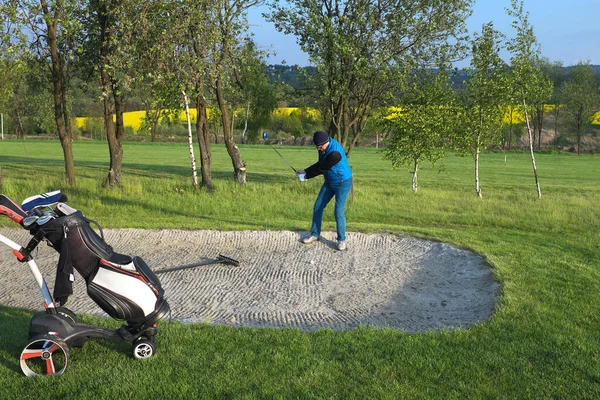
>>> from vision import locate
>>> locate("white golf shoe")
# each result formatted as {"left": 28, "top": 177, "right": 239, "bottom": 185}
{"left": 302, "top": 235, "right": 319, "bottom": 244}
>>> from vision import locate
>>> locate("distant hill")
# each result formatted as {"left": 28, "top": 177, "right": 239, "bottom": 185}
{"left": 266, "top": 64, "right": 316, "bottom": 89}
{"left": 564, "top": 64, "right": 600, "bottom": 74}
{"left": 267, "top": 64, "right": 600, "bottom": 91}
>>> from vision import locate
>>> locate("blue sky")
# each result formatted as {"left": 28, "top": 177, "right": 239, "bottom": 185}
{"left": 247, "top": 0, "right": 600, "bottom": 67}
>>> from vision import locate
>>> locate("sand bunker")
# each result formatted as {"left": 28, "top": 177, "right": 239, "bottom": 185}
{"left": 0, "top": 229, "right": 499, "bottom": 332}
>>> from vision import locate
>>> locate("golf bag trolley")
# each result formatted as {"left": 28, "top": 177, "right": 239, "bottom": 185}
{"left": 0, "top": 191, "right": 170, "bottom": 377}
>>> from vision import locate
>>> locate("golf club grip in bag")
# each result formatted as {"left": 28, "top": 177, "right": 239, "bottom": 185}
{"left": 34, "top": 210, "right": 168, "bottom": 329}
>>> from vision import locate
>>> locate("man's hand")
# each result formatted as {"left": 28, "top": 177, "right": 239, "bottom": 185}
{"left": 296, "top": 169, "right": 306, "bottom": 181}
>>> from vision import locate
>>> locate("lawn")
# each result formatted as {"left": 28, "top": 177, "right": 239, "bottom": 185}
{"left": 0, "top": 140, "right": 599, "bottom": 398}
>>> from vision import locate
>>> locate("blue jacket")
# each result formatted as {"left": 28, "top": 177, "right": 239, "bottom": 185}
{"left": 318, "top": 138, "right": 353, "bottom": 184}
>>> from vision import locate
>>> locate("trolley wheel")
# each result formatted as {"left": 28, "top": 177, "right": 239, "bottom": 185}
{"left": 56, "top": 307, "right": 78, "bottom": 323}
{"left": 132, "top": 338, "right": 155, "bottom": 360}
{"left": 20, "top": 334, "right": 69, "bottom": 377}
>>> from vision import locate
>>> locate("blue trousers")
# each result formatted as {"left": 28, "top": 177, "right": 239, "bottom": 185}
{"left": 310, "top": 178, "right": 352, "bottom": 241}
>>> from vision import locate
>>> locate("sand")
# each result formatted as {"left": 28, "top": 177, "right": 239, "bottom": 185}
{"left": 0, "top": 228, "right": 499, "bottom": 332}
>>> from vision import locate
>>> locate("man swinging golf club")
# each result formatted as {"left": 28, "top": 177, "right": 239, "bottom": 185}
{"left": 296, "top": 131, "right": 353, "bottom": 251}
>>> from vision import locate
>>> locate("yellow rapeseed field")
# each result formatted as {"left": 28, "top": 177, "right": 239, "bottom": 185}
{"left": 74, "top": 105, "right": 599, "bottom": 133}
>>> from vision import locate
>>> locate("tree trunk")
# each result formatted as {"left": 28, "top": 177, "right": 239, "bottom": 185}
{"left": 97, "top": 4, "right": 123, "bottom": 187}
{"left": 508, "top": 107, "right": 514, "bottom": 151}
{"left": 576, "top": 105, "right": 583, "bottom": 154}
{"left": 241, "top": 102, "right": 249, "bottom": 144}
{"left": 196, "top": 94, "right": 213, "bottom": 191}
{"left": 537, "top": 107, "right": 543, "bottom": 150}
{"left": 100, "top": 68, "right": 120, "bottom": 186}
{"left": 182, "top": 91, "right": 199, "bottom": 189}
{"left": 105, "top": 88, "right": 124, "bottom": 186}
{"left": 41, "top": 0, "right": 75, "bottom": 185}
{"left": 216, "top": 77, "right": 246, "bottom": 185}
{"left": 213, "top": 116, "right": 219, "bottom": 144}
{"left": 12, "top": 109, "right": 25, "bottom": 139}
{"left": 346, "top": 116, "right": 368, "bottom": 159}
{"left": 151, "top": 115, "right": 159, "bottom": 142}
{"left": 145, "top": 107, "right": 162, "bottom": 143}
{"left": 523, "top": 99, "right": 541, "bottom": 199}
{"left": 553, "top": 105, "right": 559, "bottom": 150}
{"left": 412, "top": 157, "right": 419, "bottom": 193}
{"left": 475, "top": 146, "right": 482, "bottom": 198}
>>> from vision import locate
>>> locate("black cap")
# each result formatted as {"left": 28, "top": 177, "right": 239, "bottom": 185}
{"left": 313, "top": 131, "right": 330, "bottom": 146}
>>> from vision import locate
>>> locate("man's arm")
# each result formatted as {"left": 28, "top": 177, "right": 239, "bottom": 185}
{"left": 303, "top": 151, "right": 342, "bottom": 179}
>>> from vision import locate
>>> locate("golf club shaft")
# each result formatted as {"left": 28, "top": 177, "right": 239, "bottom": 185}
{"left": 155, "top": 255, "right": 239, "bottom": 274}
{"left": 270, "top": 145, "right": 297, "bottom": 172}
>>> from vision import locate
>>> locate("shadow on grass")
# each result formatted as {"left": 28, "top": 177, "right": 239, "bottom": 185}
{"left": 0, "top": 306, "right": 142, "bottom": 376}
{"left": 93, "top": 195, "right": 271, "bottom": 229}
{"left": 0, "top": 306, "right": 34, "bottom": 374}
{"left": 0, "top": 154, "right": 293, "bottom": 185}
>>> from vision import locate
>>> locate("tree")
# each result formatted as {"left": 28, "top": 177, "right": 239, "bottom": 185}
{"left": 561, "top": 62, "right": 600, "bottom": 154}
{"left": 16, "top": 0, "right": 82, "bottom": 184}
{"left": 531, "top": 57, "right": 554, "bottom": 150}
{"left": 506, "top": 0, "right": 551, "bottom": 199}
{"left": 267, "top": 0, "right": 473, "bottom": 157}
{"left": 132, "top": 0, "right": 220, "bottom": 190}
{"left": 545, "top": 60, "right": 565, "bottom": 149}
{"left": 233, "top": 39, "right": 277, "bottom": 145}
{"left": 84, "top": 0, "right": 133, "bottom": 187}
{"left": 211, "top": 0, "right": 262, "bottom": 185}
{"left": 382, "top": 67, "right": 456, "bottom": 193}
{"left": 0, "top": 7, "right": 29, "bottom": 139}
{"left": 455, "top": 22, "right": 510, "bottom": 198}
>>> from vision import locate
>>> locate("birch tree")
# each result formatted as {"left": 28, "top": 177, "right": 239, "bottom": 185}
{"left": 506, "top": 0, "right": 552, "bottom": 199}
{"left": 382, "top": 67, "right": 456, "bottom": 193}
{"left": 455, "top": 22, "right": 509, "bottom": 198}
{"left": 128, "top": 0, "right": 216, "bottom": 189}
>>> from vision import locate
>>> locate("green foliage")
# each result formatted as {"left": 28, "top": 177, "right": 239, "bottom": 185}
{"left": 506, "top": 0, "right": 552, "bottom": 112}
{"left": 455, "top": 22, "right": 510, "bottom": 158}
{"left": 267, "top": 0, "right": 474, "bottom": 151}
{"left": 382, "top": 67, "right": 457, "bottom": 191}
{"left": 268, "top": 113, "right": 304, "bottom": 138}
{"left": 561, "top": 61, "right": 600, "bottom": 152}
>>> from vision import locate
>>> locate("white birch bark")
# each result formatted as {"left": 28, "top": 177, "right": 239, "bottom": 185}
{"left": 475, "top": 146, "right": 482, "bottom": 198}
{"left": 523, "top": 99, "right": 541, "bottom": 199}
{"left": 182, "top": 90, "right": 199, "bottom": 189}
{"left": 241, "top": 102, "right": 249, "bottom": 144}
{"left": 412, "top": 157, "right": 419, "bottom": 193}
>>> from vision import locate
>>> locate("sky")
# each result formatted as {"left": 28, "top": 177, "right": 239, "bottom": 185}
{"left": 247, "top": 0, "right": 600, "bottom": 68}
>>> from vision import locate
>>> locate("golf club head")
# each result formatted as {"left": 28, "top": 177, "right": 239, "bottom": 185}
{"left": 217, "top": 254, "right": 240, "bottom": 267}
{"left": 22, "top": 215, "right": 39, "bottom": 228}
{"left": 36, "top": 215, "right": 54, "bottom": 226}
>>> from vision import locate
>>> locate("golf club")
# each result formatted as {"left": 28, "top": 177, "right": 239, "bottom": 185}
{"left": 269, "top": 144, "right": 297, "bottom": 173}
{"left": 155, "top": 254, "right": 240, "bottom": 274}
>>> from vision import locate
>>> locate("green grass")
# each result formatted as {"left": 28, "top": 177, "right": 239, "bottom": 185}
{"left": 0, "top": 140, "right": 599, "bottom": 398}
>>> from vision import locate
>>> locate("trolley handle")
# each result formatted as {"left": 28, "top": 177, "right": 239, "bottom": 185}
{"left": 0, "top": 194, "right": 27, "bottom": 224}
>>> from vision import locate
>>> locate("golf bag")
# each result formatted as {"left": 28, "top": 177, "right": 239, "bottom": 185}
{"left": 19, "top": 195, "right": 169, "bottom": 334}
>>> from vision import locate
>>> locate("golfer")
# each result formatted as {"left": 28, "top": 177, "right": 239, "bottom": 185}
{"left": 296, "top": 131, "right": 353, "bottom": 251}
